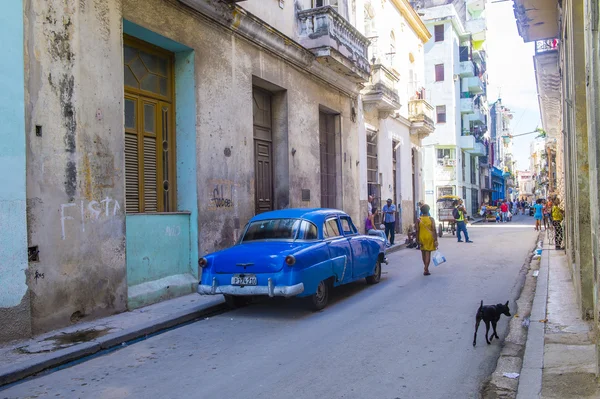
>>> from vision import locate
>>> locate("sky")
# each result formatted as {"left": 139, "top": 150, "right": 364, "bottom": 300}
{"left": 485, "top": 0, "right": 542, "bottom": 171}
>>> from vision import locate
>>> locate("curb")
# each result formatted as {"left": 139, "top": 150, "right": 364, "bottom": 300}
{"left": 0, "top": 298, "right": 227, "bottom": 388}
{"left": 386, "top": 242, "right": 408, "bottom": 255}
{"left": 516, "top": 238, "right": 549, "bottom": 398}
{"left": 481, "top": 233, "right": 542, "bottom": 398}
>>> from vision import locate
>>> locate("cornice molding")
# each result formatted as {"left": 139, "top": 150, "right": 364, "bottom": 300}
{"left": 390, "top": 0, "right": 431, "bottom": 43}
{"left": 178, "top": 0, "right": 363, "bottom": 96}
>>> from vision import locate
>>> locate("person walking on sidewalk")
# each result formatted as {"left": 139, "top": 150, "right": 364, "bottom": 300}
{"left": 533, "top": 199, "right": 544, "bottom": 231}
{"left": 552, "top": 198, "right": 565, "bottom": 249}
{"left": 382, "top": 198, "right": 397, "bottom": 246}
{"left": 453, "top": 199, "right": 473, "bottom": 243}
{"left": 416, "top": 204, "right": 438, "bottom": 276}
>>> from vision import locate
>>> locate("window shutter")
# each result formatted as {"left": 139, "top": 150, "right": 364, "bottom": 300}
{"left": 125, "top": 133, "right": 140, "bottom": 213}
{"left": 143, "top": 136, "right": 158, "bottom": 212}
{"left": 435, "top": 64, "right": 445, "bottom": 82}
{"left": 434, "top": 25, "right": 444, "bottom": 42}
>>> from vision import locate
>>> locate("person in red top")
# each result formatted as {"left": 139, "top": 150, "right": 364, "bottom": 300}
{"left": 500, "top": 200, "right": 509, "bottom": 223}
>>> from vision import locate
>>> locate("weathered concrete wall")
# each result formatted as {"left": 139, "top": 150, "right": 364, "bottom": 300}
{"left": 25, "top": 0, "right": 127, "bottom": 333}
{"left": 582, "top": 0, "right": 600, "bottom": 376}
{"left": 123, "top": 0, "right": 361, "bottom": 255}
{"left": 570, "top": 0, "right": 594, "bottom": 318}
{"left": 0, "top": 0, "right": 31, "bottom": 341}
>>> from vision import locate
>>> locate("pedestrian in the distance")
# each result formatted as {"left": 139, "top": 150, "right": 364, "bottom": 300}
{"left": 416, "top": 204, "right": 438, "bottom": 276}
{"left": 382, "top": 198, "right": 396, "bottom": 246}
{"left": 543, "top": 199, "right": 552, "bottom": 230}
{"left": 533, "top": 198, "right": 544, "bottom": 231}
{"left": 453, "top": 199, "right": 473, "bottom": 243}
{"left": 552, "top": 198, "right": 565, "bottom": 249}
{"left": 365, "top": 207, "right": 388, "bottom": 245}
{"left": 500, "top": 200, "right": 509, "bottom": 222}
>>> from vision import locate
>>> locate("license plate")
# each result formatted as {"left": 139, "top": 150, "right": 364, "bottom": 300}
{"left": 231, "top": 274, "right": 257, "bottom": 286}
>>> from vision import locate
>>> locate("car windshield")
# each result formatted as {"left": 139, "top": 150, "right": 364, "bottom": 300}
{"left": 241, "top": 218, "right": 303, "bottom": 242}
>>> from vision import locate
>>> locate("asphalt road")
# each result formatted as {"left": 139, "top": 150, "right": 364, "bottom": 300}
{"left": 2, "top": 215, "right": 538, "bottom": 399}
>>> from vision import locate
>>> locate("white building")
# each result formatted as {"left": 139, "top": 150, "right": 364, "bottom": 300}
{"left": 418, "top": 0, "right": 489, "bottom": 217}
{"left": 357, "top": 0, "right": 434, "bottom": 232}
{"left": 517, "top": 170, "right": 534, "bottom": 200}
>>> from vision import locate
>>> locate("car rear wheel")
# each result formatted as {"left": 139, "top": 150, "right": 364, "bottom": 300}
{"left": 438, "top": 223, "right": 443, "bottom": 238}
{"left": 366, "top": 259, "right": 382, "bottom": 284}
{"left": 223, "top": 294, "right": 247, "bottom": 309}
{"left": 309, "top": 280, "right": 329, "bottom": 311}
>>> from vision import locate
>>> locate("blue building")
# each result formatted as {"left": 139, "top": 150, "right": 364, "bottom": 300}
{"left": 491, "top": 167, "right": 506, "bottom": 204}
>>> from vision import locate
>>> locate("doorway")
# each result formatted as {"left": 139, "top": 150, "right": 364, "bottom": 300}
{"left": 252, "top": 88, "right": 274, "bottom": 214}
{"left": 320, "top": 111, "right": 338, "bottom": 208}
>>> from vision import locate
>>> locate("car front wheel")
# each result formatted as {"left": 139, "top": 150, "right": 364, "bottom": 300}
{"left": 366, "top": 259, "right": 382, "bottom": 284}
{"left": 309, "top": 280, "right": 329, "bottom": 311}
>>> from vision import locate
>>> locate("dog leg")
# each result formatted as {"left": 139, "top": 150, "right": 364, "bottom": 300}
{"left": 484, "top": 320, "right": 491, "bottom": 344}
{"left": 473, "top": 317, "right": 481, "bottom": 346}
{"left": 492, "top": 320, "right": 500, "bottom": 339}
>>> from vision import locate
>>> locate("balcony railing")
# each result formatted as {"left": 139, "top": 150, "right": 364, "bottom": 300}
{"left": 362, "top": 64, "right": 400, "bottom": 110}
{"left": 298, "top": 6, "right": 370, "bottom": 82}
{"left": 463, "top": 76, "right": 484, "bottom": 94}
{"left": 458, "top": 60, "right": 475, "bottom": 77}
{"left": 535, "top": 38, "right": 559, "bottom": 55}
{"left": 408, "top": 98, "right": 435, "bottom": 137}
{"left": 466, "top": 17, "right": 486, "bottom": 41}
{"left": 460, "top": 98, "right": 474, "bottom": 114}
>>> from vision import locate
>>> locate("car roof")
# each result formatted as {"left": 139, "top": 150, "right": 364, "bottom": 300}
{"left": 250, "top": 208, "right": 348, "bottom": 225}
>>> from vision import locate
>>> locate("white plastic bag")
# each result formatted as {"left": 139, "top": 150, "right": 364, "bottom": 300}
{"left": 432, "top": 250, "right": 446, "bottom": 266}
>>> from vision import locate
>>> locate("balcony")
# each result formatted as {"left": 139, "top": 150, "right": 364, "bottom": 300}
{"left": 535, "top": 38, "right": 559, "bottom": 55}
{"left": 297, "top": 6, "right": 370, "bottom": 83}
{"left": 468, "top": 109, "right": 486, "bottom": 125}
{"left": 362, "top": 64, "right": 400, "bottom": 111}
{"left": 460, "top": 98, "right": 474, "bottom": 114}
{"left": 471, "top": 140, "right": 486, "bottom": 156}
{"left": 466, "top": 0, "right": 485, "bottom": 13}
{"left": 408, "top": 99, "right": 435, "bottom": 138}
{"left": 459, "top": 134, "right": 475, "bottom": 150}
{"left": 466, "top": 17, "right": 486, "bottom": 41}
{"left": 458, "top": 60, "right": 475, "bottom": 77}
{"left": 463, "top": 76, "right": 484, "bottom": 94}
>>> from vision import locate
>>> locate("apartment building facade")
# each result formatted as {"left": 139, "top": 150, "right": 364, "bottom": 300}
{"left": 358, "top": 0, "right": 434, "bottom": 232}
{"left": 0, "top": 0, "right": 373, "bottom": 342}
{"left": 418, "top": 0, "right": 489, "bottom": 217}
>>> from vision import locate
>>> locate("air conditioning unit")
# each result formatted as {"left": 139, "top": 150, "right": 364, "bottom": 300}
{"left": 445, "top": 159, "right": 457, "bottom": 166}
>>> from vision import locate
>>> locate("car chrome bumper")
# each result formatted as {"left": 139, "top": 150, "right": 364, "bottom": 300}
{"left": 198, "top": 278, "right": 304, "bottom": 298}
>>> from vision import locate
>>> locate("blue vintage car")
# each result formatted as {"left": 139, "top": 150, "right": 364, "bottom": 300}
{"left": 197, "top": 208, "right": 388, "bottom": 310}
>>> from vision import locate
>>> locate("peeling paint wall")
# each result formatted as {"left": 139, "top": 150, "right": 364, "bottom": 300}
{"left": 25, "top": 0, "right": 127, "bottom": 334}
{"left": 0, "top": 0, "right": 32, "bottom": 342}
{"left": 123, "top": 0, "right": 361, "bottom": 255}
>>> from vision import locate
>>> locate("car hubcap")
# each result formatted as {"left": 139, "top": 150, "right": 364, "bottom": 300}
{"left": 315, "top": 282, "right": 325, "bottom": 302}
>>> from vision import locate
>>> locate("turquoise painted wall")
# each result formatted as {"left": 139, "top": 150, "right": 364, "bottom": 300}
{"left": 0, "top": 0, "right": 28, "bottom": 308}
{"left": 126, "top": 213, "right": 191, "bottom": 286}
{"left": 123, "top": 21, "right": 198, "bottom": 298}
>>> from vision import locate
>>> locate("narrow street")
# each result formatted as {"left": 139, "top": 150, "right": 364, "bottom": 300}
{"left": 2, "top": 215, "right": 537, "bottom": 399}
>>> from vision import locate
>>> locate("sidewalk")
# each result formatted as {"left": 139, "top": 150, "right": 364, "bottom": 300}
{"left": 517, "top": 233, "right": 599, "bottom": 398}
{"left": 0, "top": 294, "right": 225, "bottom": 387}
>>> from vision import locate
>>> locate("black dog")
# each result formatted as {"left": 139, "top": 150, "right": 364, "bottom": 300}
{"left": 473, "top": 300, "right": 511, "bottom": 346}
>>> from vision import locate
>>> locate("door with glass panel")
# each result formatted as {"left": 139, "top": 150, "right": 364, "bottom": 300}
{"left": 123, "top": 36, "right": 176, "bottom": 213}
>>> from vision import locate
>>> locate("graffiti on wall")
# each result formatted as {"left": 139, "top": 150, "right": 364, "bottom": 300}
{"left": 60, "top": 197, "right": 121, "bottom": 240}
{"left": 207, "top": 180, "right": 239, "bottom": 211}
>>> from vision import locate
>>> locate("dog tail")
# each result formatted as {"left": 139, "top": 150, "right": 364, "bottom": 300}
{"left": 477, "top": 300, "right": 483, "bottom": 316}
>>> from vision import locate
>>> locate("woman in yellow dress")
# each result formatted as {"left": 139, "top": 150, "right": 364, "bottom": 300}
{"left": 416, "top": 204, "right": 438, "bottom": 276}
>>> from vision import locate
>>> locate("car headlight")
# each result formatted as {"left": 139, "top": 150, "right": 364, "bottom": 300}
{"left": 285, "top": 255, "right": 296, "bottom": 266}
{"left": 198, "top": 257, "right": 208, "bottom": 268}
